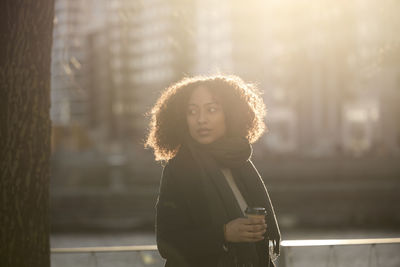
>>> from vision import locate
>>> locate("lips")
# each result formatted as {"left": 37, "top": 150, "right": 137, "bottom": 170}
{"left": 197, "top": 128, "right": 211, "bottom": 136}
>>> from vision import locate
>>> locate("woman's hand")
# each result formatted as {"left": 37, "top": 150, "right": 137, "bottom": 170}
{"left": 224, "top": 217, "right": 267, "bottom": 243}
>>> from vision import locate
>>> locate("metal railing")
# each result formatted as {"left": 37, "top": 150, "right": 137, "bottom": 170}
{"left": 278, "top": 238, "right": 400, "bottom": 267}
{"left": 51, "top": 237, "right": 400, "bottom": 267}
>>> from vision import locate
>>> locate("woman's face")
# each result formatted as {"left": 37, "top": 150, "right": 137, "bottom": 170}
{"left": 186, "top": 86, "right": 226, "bottom": 144}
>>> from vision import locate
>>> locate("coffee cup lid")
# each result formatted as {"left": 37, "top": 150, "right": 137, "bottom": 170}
{"left": 245, "top": 206, "right": 266, "bottom": 215}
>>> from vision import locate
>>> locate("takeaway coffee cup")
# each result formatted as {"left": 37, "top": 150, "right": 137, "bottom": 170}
{"left": 245, "top": 206, "right": 266, "bottom": 220}
{"left": 245, "top": 207, "right": 267, "bottom": 243}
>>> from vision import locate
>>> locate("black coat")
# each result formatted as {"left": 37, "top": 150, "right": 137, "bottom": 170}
{"left": 155, "top": 145, "right": 277, "bottom": 267}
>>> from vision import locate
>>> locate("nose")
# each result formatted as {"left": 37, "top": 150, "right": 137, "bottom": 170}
{"left": 197, "top": 109, "right": 207, "bottom": 124}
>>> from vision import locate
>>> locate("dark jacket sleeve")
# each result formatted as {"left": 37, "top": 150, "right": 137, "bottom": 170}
{"left": 155, "top": 163, "right": 226, "bottom": 264}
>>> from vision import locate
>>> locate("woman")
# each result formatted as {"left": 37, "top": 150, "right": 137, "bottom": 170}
{"left": 145, "top": 75, "right": 280, "bottom": 267}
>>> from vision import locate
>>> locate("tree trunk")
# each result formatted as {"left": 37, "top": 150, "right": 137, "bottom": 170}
{"left": 0, "top": 1, "right": 54, "bottom": 266}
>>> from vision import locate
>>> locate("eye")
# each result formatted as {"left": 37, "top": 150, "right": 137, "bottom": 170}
{"left": 208, "top": 107, "right": 218, "bottom": 113}
{"left": 187, "top": 108, "right": 197, "bottom": 115}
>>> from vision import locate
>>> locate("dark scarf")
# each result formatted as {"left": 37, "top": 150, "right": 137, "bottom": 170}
{"left": 178, "top": 136, "right": 280, "bottom": 267}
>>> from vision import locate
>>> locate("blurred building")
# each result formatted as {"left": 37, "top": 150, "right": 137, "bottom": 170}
{"left": 50, "top": 0, "right": 400, "bottom": 156}
{"left": 49, "top": 0, "right": 400, "bottom": 231}
{"left": 91, "top": 0, "right": 199, "bottom": 143}
{"left": 194, "top": 0, "right": 233, "bottom": 74}
{"left": 233, "top": 0, "right": 400, "bottom": 157}
{"left": 106, "top": 0, "right": 178, "bottom": 141}
{"left": 352, "top": 0, "right": 400, "bottom": 156}
{"left": 85, "top": 29, "right": 112, "bottom": 147}
{"left": 51, "top": 0, "right": 92, "bottom": 152}
{"left": 51, "top": 0, "right": 89, "bottom": 127}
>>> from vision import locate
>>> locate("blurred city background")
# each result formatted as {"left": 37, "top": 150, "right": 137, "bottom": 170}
{"left": 49, "top": 0, "right": 400, "bottom": 265}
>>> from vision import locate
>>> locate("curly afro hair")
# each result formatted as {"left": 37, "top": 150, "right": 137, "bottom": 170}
{"left": 145, "top": 75, "right": 267, "bottom": 161}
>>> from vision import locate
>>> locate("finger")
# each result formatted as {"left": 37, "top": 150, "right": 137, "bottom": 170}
{"left": 237, "top": 218, "right": 251, "bottom": 225}
{"left": 245, "top": 219, "right": 265, "bottom": 227}
{"left": 242, "top": 231, "right": 265, "bottom": 240}
{"left": 247, "top": 217, "right": 265, "bottom": 225}
{"left": 238, "top": 224, "right": 260, "bottom": 233}
{"left": 240, "top": 224, "right": 254, "bottom": 232}
{"left": 241, "top": 229, "right": 265, "bottom": 240}
{"left": 241, "top": 229, "right": 267, "bottom": 237}
{"left": 251, "top": 228, "right": 266, "bottom": 236}
{"left": 242, "top": 224, "right": 267, "bottom": 232}
{"left": 256, "top": 224, "right": 267, "bottom": 231}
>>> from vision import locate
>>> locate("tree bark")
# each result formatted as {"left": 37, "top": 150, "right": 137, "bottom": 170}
{"left": 0, "top": 1, "right": 54, "bottom": 266}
